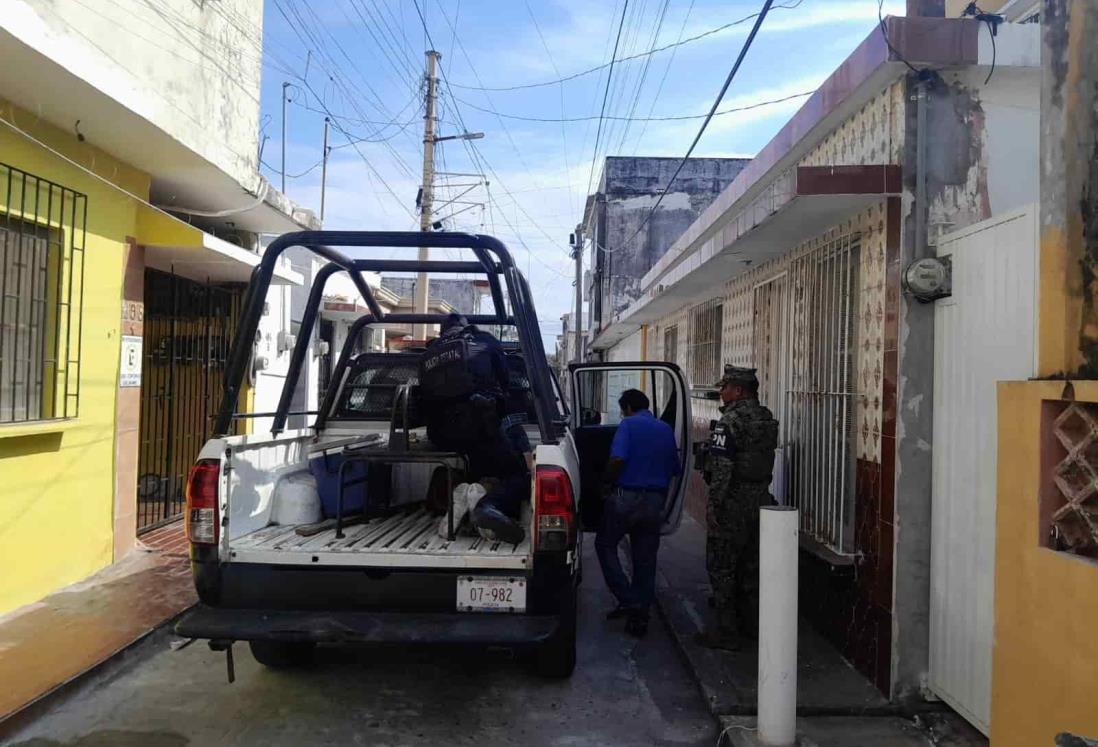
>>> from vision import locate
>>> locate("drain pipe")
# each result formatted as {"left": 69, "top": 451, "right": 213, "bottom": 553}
{"left": 757, "top": 505, "right": 799, "bottom": 746}
{"left": 915, "top": 73, "right": 931, "bottom": 258}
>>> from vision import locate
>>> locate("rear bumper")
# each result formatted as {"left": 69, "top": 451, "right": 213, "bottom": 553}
{"left": 175, "top": 604, "right": 560, "bottom": 646}
{"left": 190, "top": 548, "right": 576, "bottom": 615}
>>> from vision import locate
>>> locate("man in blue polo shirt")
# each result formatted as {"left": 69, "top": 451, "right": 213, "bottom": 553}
{"left": 596, "top": 388, "right": 680, "bottom": 637}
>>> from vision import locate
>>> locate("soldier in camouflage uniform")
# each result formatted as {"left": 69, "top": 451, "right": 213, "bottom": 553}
{"left": 697, "top": 365, "right": 778, "bottom": 650}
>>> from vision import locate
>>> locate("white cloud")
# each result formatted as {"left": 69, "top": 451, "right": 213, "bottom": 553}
{"left": 267, "top": 0, "right": 905, "bottom": 349}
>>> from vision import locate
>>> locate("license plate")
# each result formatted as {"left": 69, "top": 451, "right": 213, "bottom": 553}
{"left": 456, "top": 576, "right": 527, "bottom": 613}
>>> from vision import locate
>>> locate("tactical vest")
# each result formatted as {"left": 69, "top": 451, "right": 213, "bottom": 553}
{"left": 716, "top": 400, "right": 778, "bottom": 484}
{"left": 419, "top": 328, "right": 498, "bottom": 402}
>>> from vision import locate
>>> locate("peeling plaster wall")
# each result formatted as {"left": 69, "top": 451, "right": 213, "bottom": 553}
{"left": 892, "top": 62, "right": 1039, "bottom": 703}
{"left": 1038, "top": 0, "right": 1098, "bottom": 377}
{"left": 4, "top": 0, "right": 263, "bottom": 189}
{"left": 592, "top": 157, "right": 748, "bottom": 328}
{"left": 991, "top": 8, "right": 1098, "bottom": 742}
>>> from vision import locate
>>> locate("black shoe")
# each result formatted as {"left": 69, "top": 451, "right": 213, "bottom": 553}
{"left": 606, "top": 605, "right": 630, "bottom": 621}
{"left": 625, "top": 614, "right": 648, "bottom": 638}
{"left": 471, "top": 503, "right": 525, "bottom": 545}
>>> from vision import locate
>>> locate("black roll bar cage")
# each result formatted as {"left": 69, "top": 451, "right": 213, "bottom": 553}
{"left": 214, "top": 231, "right": 560, "bottom": 445}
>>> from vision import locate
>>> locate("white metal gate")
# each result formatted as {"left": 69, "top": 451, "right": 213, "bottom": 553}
{"left": 930, "top": 204, "right": 1038, "bottom": 734}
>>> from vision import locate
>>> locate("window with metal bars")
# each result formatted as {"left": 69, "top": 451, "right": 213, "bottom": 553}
{"left": 688, "top": 300, "right": 722, "bottom": 391}
{"left": 0, "top": 163, "right": 86, "bottom": 425}
{"left": 782, "top": 235, "right": 860, "bottom": 554}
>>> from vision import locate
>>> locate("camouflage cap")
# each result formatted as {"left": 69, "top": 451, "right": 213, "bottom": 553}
{"left": 715, "top": 365, "right": 759, "bottom": 389}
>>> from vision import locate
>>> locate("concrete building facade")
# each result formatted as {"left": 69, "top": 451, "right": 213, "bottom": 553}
{"left": 583, "top": 157, "right": 749, "bottom": 333}
{"left": 587, "top": 11, "right": 1041, "bottom": 729}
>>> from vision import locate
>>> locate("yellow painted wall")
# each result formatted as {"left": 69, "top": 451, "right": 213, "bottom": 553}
{"left": 992, "top": 380, "right": 1098, "bottom": 746}
{"left": 0, "top": 100, "right": 150, "bottom": 614}
{"left": 991, "top": 5, "right": 1098, "bottom": 742}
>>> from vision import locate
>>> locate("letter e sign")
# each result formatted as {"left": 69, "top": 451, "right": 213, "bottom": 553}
{"left": 119, "top": 335, "right": 142, "bottom": 388}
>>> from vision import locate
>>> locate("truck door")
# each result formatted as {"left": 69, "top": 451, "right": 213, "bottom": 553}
{"left": 568, "top": 362, "right": 692, "bottom": 535}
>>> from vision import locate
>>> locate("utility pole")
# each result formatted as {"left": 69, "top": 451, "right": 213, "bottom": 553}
{"left": 413, "top": 50, "right": 441, "bottom": 341}
{"left": 281, "top": 81, "right": 290, "bottom": 194}
{"left": 571, "top": 224, "right": 583, "bottom": 363}
{"left": 320, "top": 117, "right": 330, "bottom": 223}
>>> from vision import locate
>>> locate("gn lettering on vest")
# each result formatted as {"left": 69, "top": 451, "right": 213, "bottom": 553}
{"left": 709, "top": 422, "right": 732, "bottom": 457}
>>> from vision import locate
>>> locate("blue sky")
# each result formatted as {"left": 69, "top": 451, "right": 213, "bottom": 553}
{"left": 258, "top": 0, "right": 904, "bottom": 346}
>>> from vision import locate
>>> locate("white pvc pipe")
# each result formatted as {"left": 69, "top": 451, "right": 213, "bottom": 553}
{"left": 758, "top": 505, "right": 799, "bottom": 746}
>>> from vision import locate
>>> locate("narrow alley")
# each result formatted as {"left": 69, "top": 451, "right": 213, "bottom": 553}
{"left": 3, "top": 542, "right": 715, "bottom": 747}
{"left": 2, "top": 0, "right": 1098, "bottom": 745}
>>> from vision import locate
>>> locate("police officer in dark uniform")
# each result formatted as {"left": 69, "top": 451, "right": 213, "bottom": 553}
{"left": 696, "top": 365, "right": 778, "bottom": 650}
{"left": 419, "top": 314, "right": 527, "bottom": 543}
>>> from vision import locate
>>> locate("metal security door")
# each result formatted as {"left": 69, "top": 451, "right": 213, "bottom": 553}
{"left": 784, "top": 236, "right": 859, "bottom": 554}
{"left": 137, "top": 270, "right": 242, "bottom": 532}
{"left": 930, "top": 205, "right": 1037, "bottom": 734}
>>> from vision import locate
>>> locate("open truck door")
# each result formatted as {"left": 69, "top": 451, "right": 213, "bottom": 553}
{"left": 568, "top": 362, "right": 691, "bottom": 535}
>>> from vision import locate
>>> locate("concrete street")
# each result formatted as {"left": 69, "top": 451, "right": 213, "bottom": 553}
{"left": 2, "top": 542, "right": 716, "bottom": 747}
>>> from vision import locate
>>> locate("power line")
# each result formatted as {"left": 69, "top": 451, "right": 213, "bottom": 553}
{"left": 261, "top": 155, "right": 323, "bottom": 179}
{"left": 618, "top": 0, "right": 777, "bottom": 253}
{"left": 453, "top": 90, "right": 813, "bottom": 123}
{"left": 448, "top": 1, "right": 802, "bottom": 93}
{"left": 409, "top": 0, "right": 573, "bottom": 281}
{"left": 345, "top": 0, "right": 421, "bottom": 89}
{"left": 632, "top": 0, "right": 697, "bottom": 154}
{"left": 585, "top": 1, "right": 631, "bottom": 200}
{"left": 614, "top": 0, "right": 672, "bottom": 153}
{"left": 273, "top": 0, "right": 422, "bottom": 181}
{"left": 593, "top": 0, "right": 643, "bottom": 174}
{"left": 877, "top": 0, "right": 920, "bottom": 74}
{"left": 297, "top": 78, "right": 417, "bottom": 221}
{"left": 525, "top": 0, "right": 577, "bottom": 220}
{"left": 431, "top": 1, "right": 548, "bottom": 196}
{"left": 289, "top": 96, "right": 422, "bottom": 140}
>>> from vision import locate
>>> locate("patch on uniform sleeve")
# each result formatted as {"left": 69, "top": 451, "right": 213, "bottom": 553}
{"left": 709, "top": 421, "right": 733, "bottom": 457}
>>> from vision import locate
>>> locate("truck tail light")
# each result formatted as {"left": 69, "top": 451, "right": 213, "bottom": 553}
{"left": 185, "top": 459, "right": 220, "bottom": 545}
{"left": 535, "top": 466, "right": 575, "bottom": 552}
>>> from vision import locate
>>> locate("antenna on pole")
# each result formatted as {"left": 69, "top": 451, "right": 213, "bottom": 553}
{"left": 320, "top": 117, "right": 330, "bottom": 223}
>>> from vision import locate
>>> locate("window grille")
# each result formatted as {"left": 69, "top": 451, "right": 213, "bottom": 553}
{"left": 753, "top": 275, "right": 790, "bottom": 423}
{"left": 688, "top": 300, "right": 722, "bottom": 390}
{"left": 663, "top": 325, "right": 678, "bottom": 366}
{"left": 0, "top": 162, "right": 86, "bottom": 424}
{"left": 783, "top": 235, "right": 859, "bottom": 553}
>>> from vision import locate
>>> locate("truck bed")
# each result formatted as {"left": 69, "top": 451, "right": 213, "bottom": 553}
{"left": 229, "top": 507, "right": 531, "bottom": 570}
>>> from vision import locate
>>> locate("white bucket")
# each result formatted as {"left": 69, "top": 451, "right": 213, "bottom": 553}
{"left": 272, "top": 472, "right": 322, "bottom": 525}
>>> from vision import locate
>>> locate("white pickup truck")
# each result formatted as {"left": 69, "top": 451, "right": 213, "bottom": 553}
{"left": 174, "top": 231, "right": 690, "bottom": 679}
